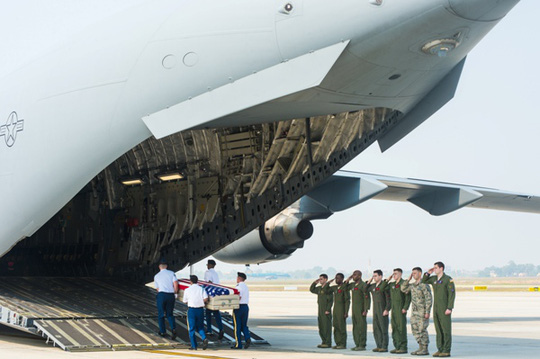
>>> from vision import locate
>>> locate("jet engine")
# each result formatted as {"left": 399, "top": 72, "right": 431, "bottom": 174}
{"left": 213, "top": 212, "right": 313, "bottom": 264}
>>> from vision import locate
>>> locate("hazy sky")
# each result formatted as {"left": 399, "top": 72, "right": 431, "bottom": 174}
{"left": 181, "top": 1, "right": 540, "bottom": 278}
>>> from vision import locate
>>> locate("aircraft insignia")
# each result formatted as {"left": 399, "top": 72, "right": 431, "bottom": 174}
{"left": 0, "top": 112, "right": 24, "bottom": 147}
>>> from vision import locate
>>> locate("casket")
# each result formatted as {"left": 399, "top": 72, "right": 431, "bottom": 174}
{"left": 178, "top": 279, "right": 240, "bottom": 310}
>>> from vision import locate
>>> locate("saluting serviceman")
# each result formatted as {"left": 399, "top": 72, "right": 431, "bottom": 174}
{"left": 309, "top": 273, "right": 333, "bottom": 348}
{"left": 422, "top": 262, "right": 455, "bottom": 358}
{"left": 367, "top": 270, "right": 391, "bottom": 353}
{"left": 401, "top": 266, "right": 433, "bottom": 356}
{"left": 345, "top": 270, "right": 370, "bottom": 351}
{"left": 327, "top": 273, "right": 350, "bottom": 349}
{"left": 386, "top": 268, "right": 411, "bottom": 354}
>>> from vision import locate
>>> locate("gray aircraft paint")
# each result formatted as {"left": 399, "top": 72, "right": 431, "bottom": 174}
{"left": 0, "top": 0, "right": 520, "bottom": 256}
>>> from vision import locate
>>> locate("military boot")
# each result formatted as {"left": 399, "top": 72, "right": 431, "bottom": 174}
{"left": 412, "top": 345, "right": 429, "bottom": 355}
{"left": 432, "top": 352, "right": 441, "bottom": 357}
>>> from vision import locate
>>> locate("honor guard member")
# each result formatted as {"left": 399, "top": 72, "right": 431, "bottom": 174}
{"left": 401, "top": 267, "right": 433, "bottom": 356}
{"left": 367, "top": 269, "right": 391, "bottom": 353}
{"left": 345, "top": 270, "right": 370, "bottom": 351}
{"left": 309, "top": 273, "right": 333, "bottom": 348}
{"left": 386, "top": 268, "right": 411, "bottom": 354}
{"left": 154, "top": 259, "right": 179, "bottom": 340}
{"left": 232, "top": 272, "right": 251, "bottom": 349}
{"left": 183, "top": 275, "right": 209, "bottom": 350}
{"left": 422, "top": 262, "right": 455, "bottom": 358}
{"left": 204, "top": 259, "right": 224, "bottom": 339}
{"left": 327, "top": 273, "right": 350, "bottom": 349}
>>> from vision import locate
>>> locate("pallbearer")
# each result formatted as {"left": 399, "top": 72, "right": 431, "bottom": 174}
{"left": 182, "top": 275, "right": 209, "bottom": 350}
{"left": 204, "top": 259, "right": 224, "bottom": 339}
{"left": 154, "top": 259, "right": 178, "bottom": 340}
{"left": 387, "top": 268, "right": 411, "bottom": 354}
{"left": 309, "top": 273, "right": 333, "bottom": 348}
{"left": 345, "top": 270, "right": 370, "bottom": 351}
{"left": 232, "top": 272, "right": 251, "bottom": 349}
{"left": 328, "top": 273, "right": 350, "bottom": 349}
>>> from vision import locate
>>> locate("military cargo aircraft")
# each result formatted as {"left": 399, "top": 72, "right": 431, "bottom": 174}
{"left": 1, "top": 0, "right": 537, "bottom": 351}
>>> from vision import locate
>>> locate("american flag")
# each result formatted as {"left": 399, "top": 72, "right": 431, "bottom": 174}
{"left": 178, "top": 279, "right": 239, "bottom": 297}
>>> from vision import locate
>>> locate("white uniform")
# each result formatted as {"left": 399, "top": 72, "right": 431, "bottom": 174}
{"left": 204, "top": 268, "right": 220, "bottom": 284}
{"left": 154, "top": 269, "right": 177, "bottom": 293}
{"left": 183, "top": 284, "right": 208, "bottom": 308}
{"left": 237, "top": 281, "right": 249, "bottom": 304}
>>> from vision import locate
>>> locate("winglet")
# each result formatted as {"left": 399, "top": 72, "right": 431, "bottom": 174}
{"left": 142, "top": 41, "right": 350, "bottom": 139}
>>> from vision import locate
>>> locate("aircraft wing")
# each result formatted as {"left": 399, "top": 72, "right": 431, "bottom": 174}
{"left": 305, "top": 170, "right": 540, "bottom": 216}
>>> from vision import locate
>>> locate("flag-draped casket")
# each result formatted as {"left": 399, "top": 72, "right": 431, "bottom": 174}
{"left": 177, "top": 279, "right": 240, "bottom": 310}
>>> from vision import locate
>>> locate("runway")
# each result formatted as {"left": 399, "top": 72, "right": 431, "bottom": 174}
{"left": 1, "top": 291, "right": 539, "bottom": 358}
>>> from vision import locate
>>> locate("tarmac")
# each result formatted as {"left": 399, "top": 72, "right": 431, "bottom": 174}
{"left": 1, "top": 290, "right": 539, "bottom": 358}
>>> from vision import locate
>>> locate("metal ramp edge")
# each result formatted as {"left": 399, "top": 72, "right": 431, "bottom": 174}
{"left": 0, "top": 277, "right": 268, "bottom": 351}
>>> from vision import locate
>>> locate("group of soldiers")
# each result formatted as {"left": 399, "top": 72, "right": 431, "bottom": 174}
{"left": 310, "top": 261, "right": 455, "bottom": 357}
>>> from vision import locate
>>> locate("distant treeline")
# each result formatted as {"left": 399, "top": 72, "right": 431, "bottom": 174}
{"left": 478, "top": 261, "right": 540, "bottom": 277}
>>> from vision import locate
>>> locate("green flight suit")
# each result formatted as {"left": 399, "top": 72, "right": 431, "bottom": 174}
{"left": 329, "top": 283, "right": 350, "bottom": 347}
{"left": 347, "top": 281, "right": 370, "bottom": 349}
{"left": 310, "top": 281, "right": 333, "bottom": 346}
{"left": 389, "top": 278, "right": 411, "bottom": 351}
{"left": 422, "top": 273, "right": 456, "bottom": 354}
{"left": 367, "top": 281, "right": 391, "bottom": 350}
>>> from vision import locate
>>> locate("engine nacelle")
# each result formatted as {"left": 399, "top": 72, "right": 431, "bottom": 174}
{"left": 213, "top": 213, "right": 313, "bottom": 264}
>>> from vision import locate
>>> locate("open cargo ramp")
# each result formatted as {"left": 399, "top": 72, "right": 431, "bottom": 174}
{"left": 0, "top": 277, "right": 267, "bottom": 351}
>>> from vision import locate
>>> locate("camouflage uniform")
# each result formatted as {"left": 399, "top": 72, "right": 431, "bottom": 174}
{"left": 401, "top": 279, "right": 432, "bottom": 354}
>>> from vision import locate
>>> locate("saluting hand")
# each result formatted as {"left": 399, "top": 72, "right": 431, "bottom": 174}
{"left": 427, "top": 267, "right": 435, "bottom": 275}
{"left": 408, "top": 273, "right": 413, "bottom": 281}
